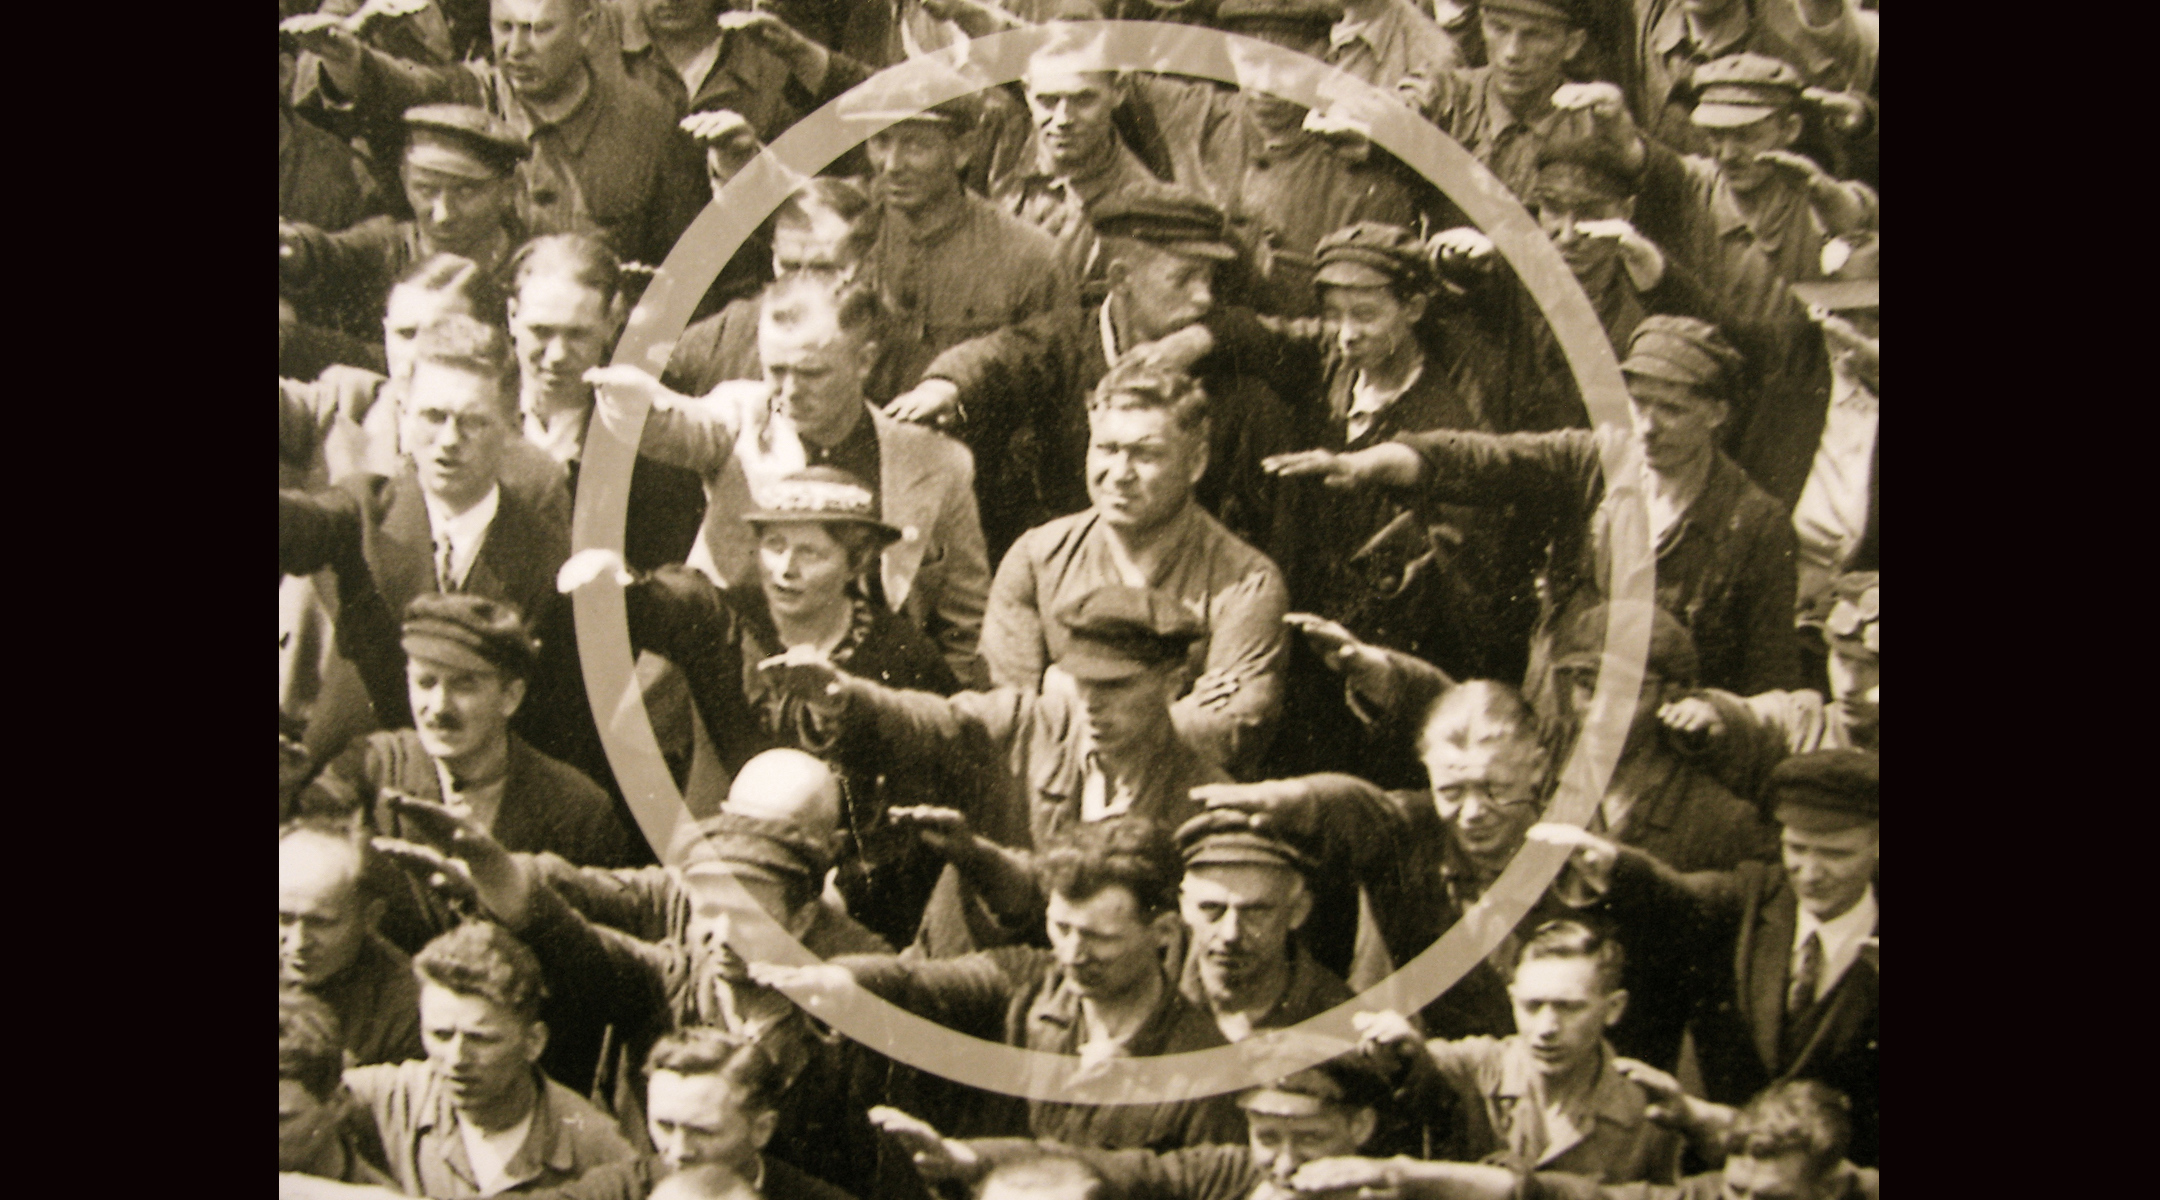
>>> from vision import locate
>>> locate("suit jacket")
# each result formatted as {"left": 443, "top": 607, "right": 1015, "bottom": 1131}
{"left": 638, "top": 398, "right": 993, "bottom": 687}
{"left": 330, "top": 728, "right": 636, "bottom": 868}
{"left": 1607, "top": 852, "right": 1879, "bottom": 1167}
{"left": 278, "top": 469, "right": 570, "bottom": 730}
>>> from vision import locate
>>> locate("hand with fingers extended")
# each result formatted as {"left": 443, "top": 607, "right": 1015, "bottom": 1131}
{"left": 1656, "top": 695, "right": 1725, "bottom": 752}
{"left": 1187, "top": 669, "right": 1241, "bottom": 711}
{"left": 680, "top": 109, "right": 764, "bottom": 197}
{"left": 1571, "top": 218, "right": 1666, "bottom": 289}
{"left": 1262, "top": 444, "right": 1422, "bottom": 490}
{"left": 718, "top": 10, "right": 826, "bottom": 81}
{"left": 373, "top": 836, "right": 482, "bottom": 911}
{"left": 1282, "top": 612, "right": 1393, "bottom": 696}
{"left": 755, "top": 644, "right": 854, "bottom": 719}
{"left": 557, "top": 548, "right": 636, "bottom": 595}
{"left": 584, "top": 363, "right": 694, "bottom": 417}
{"left": 1302, "top": 106, "right": 1374, "bottom": 162}
{"left": 1352, "top": 1009, "right": 1427, "bottom": 1080}
{"left": 884, "top": 379, "right": 960, "bottom": 427}
{"left": 1285, "top": 1156, "right": 1410, "bottom": 1196}
{"left": 1524, "top": 822, "right": 1619, "bottom": 891}
{"left": 1120, "top": 322, "right": 1216, "bottom": 377}
{"left": 867, "top": 1106, "right": 981, "bottom": 1182}
{"left": 743, "top": 959, "right": 856, "bottom": 999}
{"left": 317, "top": 364, "right": 389, "bottom": 427}
{"left": 1754, "top": 147, "right": 1837, "bottom": 190}
{"left": 381, "top": 793, "right": 536, "bottom": 926}
{"left": 1613, "top": 1057, "right": 1738, "bottom": 1144}
{"left": 279, "top": 12, "right": 365, "bottom": 68}
{"left": 885, "top": 805, "right": 974, "bottom": 858}
{"left": 1426, "top": 225, "right": 1495, "bottom": 276}
{"left": 1802, "top": 86, "right": 1869, "bottom": 134}
{"left": 1551, "top": 81, "right": 1644, "bottom": 172}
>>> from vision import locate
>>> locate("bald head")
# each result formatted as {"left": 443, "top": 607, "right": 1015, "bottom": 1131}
{"left": 722, "top": 749, "right": 842, "bottom": 838}
{"left": 278, "top": 822, "right": 377, "bottom": 988}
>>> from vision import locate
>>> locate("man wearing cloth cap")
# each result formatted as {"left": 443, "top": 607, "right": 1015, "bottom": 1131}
{"left": 282, "top": 0, "right": 708, "bottom": 266}
{"left": 1530, "top": 748, "right": 1880, "bottom": 1166}
{"left": 1356, "top": 920, "right": 1685, "bottom": 1183}
{"left": 1269, "top": 314, "right": 1803, "bottom": 700}
{"left": 375, "top": 749, "right": 928, "bottom": 1199}
{"left": 848, "top": 79, "right": 1077, "bottom": 564}
{"left": 1173, "top": 810, "right": 1355, "bottom": 1041}
{"left": 895, "top": 182, "right": 1296, "bottom": 558}
{"left": 280, "top": 317, "right": 585, "bottom": 743}
{"left": 1177, "top": 220, "right": 1526, "bottom": 696}
{"left": 1396, "top": 0, "right": 1601, "bottom": 201}
{"left": 763, "top": 584, "right": 1231, "bottom": 888}
{"left": 872, "top": 1047, "right": 1432, "bottom": 1199}
{"left": 1545, "top": 62, "right": 1874, "bottom": 461}
{"left": 756, "top": 817, "right": 1248, "bottom": 1151}
{"left": 1122, "top": 0, "right": 1432, "bottom": 319}
{"left": 1631, "top": 0, "right": 1878, "bottom": 187}
{"left": 279, "top": 103, "right": 529, "bottom": 340}
{"left": 316, "top": 592, "right": 635, "bottom": 867}
{"left": 1661, "top": 571, "right": 1878, "bottom": 805}
{"left": 1543, "top": 603, "right": 1777, "bottom": 873}
{"left": 1326, "top": 0, "right": 1465, "bottom": 95}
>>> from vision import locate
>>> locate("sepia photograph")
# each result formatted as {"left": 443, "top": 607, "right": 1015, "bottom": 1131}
{"left": 277, "top": 2, "right": 1880, "bottom": 1197}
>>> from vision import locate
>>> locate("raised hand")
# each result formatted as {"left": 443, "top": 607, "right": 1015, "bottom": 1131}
{"left": 372, "top": 836, "right": 481, "bottom": 909}
{"left": 1302, "top": 106, "right": 1374, "bottom": 161}
{"left": 1187, "top": 669, "right": 1240, "bottom": 711}
{"left": 383, "top": 793, "right": 535, "bottom": 926}
{"left": 1611, "top": 1057, "right": 1690, "bottom": 1126}
{"left": 680, "top": 109, "right": 763, "bottom": 196}
{"left": 1263, "top": 449, "right": 1361, "bottom": 486}
{"left": 1552, "top": 80, "right": 1644, "bottom": 171}
{"left": 718, "top": 10, "right": 826, "bottom": 81}
{"left": 1755, "top": 147, "right": 1834, "bottom": 189}
{"left": 1657, "top": 695, "right": 1725, "bottom": 750}
{"left": 1802, "top": 86, "right": 1869, "bottom": 134}
{"left": 279, "top": 13, "right": 364, "bottom": 68}
{"left": 867, "top": 1106, "right": 981, "bottom": 1181}
{"left": 1282, "top": 612, "right": 1389, "bottom": 686}
{"left": 1285, "top": 1156, "right": 1405, "bottom": 1194}
{"left": 885, "top": 805, "right": 973, "bottom": 856}
{"left": 1525, "top": 821, "right": 1619, "bottom": 886}
{"left": 884, "top": 379, "right": 960, "bottom": 427}
{"left": 744, "top": 959, "right": 855, "bottom": 996}
{"left": 556, "top": 547, "right": 634, "bottom": 595}
{"left": 754, "top": 644, "right": 850, "bottom": 718}
{"left": 1121, "top": 323, "right": 1216, "bottom": 376}
{"left": 1351, "top": 1009, "right": 1425, "bottom": 1081}
{"left": 1426, "top": 225, "right": 1495, "bottom": 273}
{"left": 584, "top": 364, "right": 689, "bottom": 415}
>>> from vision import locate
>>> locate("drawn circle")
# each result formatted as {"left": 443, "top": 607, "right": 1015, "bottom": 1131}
{"left": 576, "top": 21, "right": 1656, "bottom": 1104}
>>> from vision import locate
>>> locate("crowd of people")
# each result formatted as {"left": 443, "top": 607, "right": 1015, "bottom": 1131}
{"left": 278, "top": 0, "right": 1881, "bottom": 1196}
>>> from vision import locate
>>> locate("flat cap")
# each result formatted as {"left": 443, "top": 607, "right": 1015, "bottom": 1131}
{"left": 1237, "top": 1050, "right": 1395, "bottom": 1117}
{"left": 838, "top": 60, "right": 984, "bottom": 134}
{"left": 1534, "top": 133, "right": 1643, "bottom": 200}
{"left": 1054, "top": 586, "right": 1205, "bottom": 681}
{"left": 402, "top": 104, "right": 529, "bottom": 179}
{"left": 1175, "top": 808, "right": 1316, "bottom": 873}
{"left": 1791, "top": 233, "right": 1880, "bottom": 312}
{"left": 1688, "top": 53, "right": 1806, "bottom": 129}
{"left": 742, "top": 466, "right": 904, "bottom": 545}
{"left": 1480, "top": 0, "right": 1592, "bottom": 26}
{"left": 1620, "top": 315, "right": 1745, "bottom": 395}
{"left": 678, "top": 811, "right": 837, "bottom": 882}
{"left": 1549, "top": 602, "right": 1700, "bottom": 687}
{"left": 1090, "top": 182, "right": 1239, "bottom": 261}
{"left": 401, "top": 593, "right": 538, "bottom": 679}
{"left": 1765, "top": 749, "right": 1878, "bottom": 833}
{"left": 1213, "top": 0, "right": 1343, "bottom": 25}
{"left": 1314, "top": 221, "right": 1434, "bottom": 292}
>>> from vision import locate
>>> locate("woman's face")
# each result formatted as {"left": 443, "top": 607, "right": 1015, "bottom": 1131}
{"left": 756, "top": 522, "right": 857, "bottom": 625}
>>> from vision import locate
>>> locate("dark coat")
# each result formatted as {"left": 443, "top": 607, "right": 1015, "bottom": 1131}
{"left": 1396, "top": 429, "right": 1803, "bottom": 697}
{"left": 840, "top": 946, "right": 1248, "bottom": 1151}
{"left": 330, "top": 728, "right": 635, "bottom": 868}
{"left": 1605, "top": 851, "right": 1879, "bottom": 1167}
{"left": 510, "top": 1151, "right": 856, "bottom": 1200}
{"left": 278, "top": 469, "right": 569, "bottom": 732}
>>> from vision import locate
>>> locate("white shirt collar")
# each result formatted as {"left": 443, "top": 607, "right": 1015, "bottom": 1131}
{"left": 1794, "top": 885, "right": 1878, "bottom": 1004}
{"left": 522, "top": 401, "right": 589, "bottom": 466}
{"left": 1347, "top": 363, "right": 1422, "bottom": 442}
{"left": 422, "top": 484, "right": 501, "bottom": 590}
{"left": 1099, "top": 295, "right": 1125, "bottom": 366}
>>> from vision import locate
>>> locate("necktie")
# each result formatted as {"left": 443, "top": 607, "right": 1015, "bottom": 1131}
{"left": 1788, "top": 931, "right": 1823, "bottom": 1014}
{"left": 433, "top": 535, "right": 456, "bottom": 591}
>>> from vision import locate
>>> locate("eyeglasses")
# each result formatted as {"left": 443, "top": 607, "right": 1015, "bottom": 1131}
{"left": 1431, "top": 780, "right": 1542, "bottom": 812}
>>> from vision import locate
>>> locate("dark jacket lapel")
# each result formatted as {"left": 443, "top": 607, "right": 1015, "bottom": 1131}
{"left": 1745, "top": 878, "right": 1797, "bottom": 1074}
